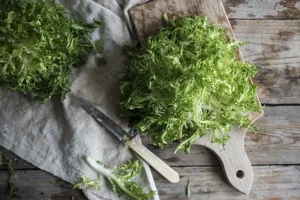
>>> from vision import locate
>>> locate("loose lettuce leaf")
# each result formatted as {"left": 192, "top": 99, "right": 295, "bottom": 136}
{"left": 186, "top": 180, "right": 191, "bottom": 198}
{"left": 0, "top": 0, "right": 100, "bottom": 102}
{"left": 119, "top": 15, "right": 262, "bottom": 153}
{"left": 75, "top": 157, "right": 156, "bottom": 200}
{"left": 73, "top": 176, "right": 101, "bottom": 191}
{"left": 0, "top": 151, "right": 19, "bottom": 198}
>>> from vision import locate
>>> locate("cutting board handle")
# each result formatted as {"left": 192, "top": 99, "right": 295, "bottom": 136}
{"left": 195, "top": 126, "right": 253, "bottom": 194}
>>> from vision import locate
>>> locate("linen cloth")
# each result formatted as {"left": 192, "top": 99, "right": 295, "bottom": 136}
{"left": 0, "top": 0, "right": 159, "bottom": 199}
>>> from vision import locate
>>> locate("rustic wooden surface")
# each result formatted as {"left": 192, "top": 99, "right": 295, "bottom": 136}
{"left": 1, "top": 166, "right": 299, "bottom": 200}
{"left": 1, "top": 0, "right": 300, "bottom": 199}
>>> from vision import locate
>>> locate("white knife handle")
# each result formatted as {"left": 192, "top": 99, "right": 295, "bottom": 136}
{"left": 126, "top": 139, "right": 180, "bottom": 183}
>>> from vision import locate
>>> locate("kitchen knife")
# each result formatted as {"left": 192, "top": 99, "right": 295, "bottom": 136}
{"left": 80, "top": 98, "right": 180, "bottom": 183}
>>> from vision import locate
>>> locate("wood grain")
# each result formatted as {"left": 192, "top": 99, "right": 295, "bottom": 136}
{"left": 153, "top": 165, "right": 300, "bottom": 200}
{"left": 233, "top": 20, "right": 300, "bottom": 104}
{"left": 194, "top": 126, "right": 254, "bottom": 194}
{"left": 0, "top": 170, "right": 86, "bottom": 200}
{"left": 1, "top": 166, "right": 299, "bottom": 200}
{"left": 223, "top": 0, "right": 300, "bottom": 20}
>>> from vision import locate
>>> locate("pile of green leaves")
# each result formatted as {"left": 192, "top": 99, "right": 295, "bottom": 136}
{"left": 0, "top": 151, "right": 19, "bottom": 198}
{"left": 74, "top": 157, "right": 156, "bottom": 200}
{"left": 119, "top": 15, "right": 262, "bottom": 154}
{"left": 0, "top": 0, "right": 99, "bottom": 102}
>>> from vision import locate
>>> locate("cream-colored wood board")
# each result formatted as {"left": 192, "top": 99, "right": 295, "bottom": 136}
{"left": 129, "top": 0, "right": 264, "bottom": 194}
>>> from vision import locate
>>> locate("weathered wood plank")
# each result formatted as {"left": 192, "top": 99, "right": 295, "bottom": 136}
{"left": 222, "top": 0, "right": 300, "bottom": 20}
{"left": 144, "top": 106, "right": 300, "bottom": 166}
{"left": 154, "top": 165, "right": 300, "bottom": 200}
{"left": 2, "top": 106, "right": 299, "bottom": 169}
{"left": 0, "top": 147, "right": 36, "bottom": 170}
{"left": 232, "top": 20, "right": 300, "bottom": 104}
{"left": 0, "top": 170, "right": 87, "bottom": 200}
{"left": 1, "top": 166, "right": 299, "bottom": 200}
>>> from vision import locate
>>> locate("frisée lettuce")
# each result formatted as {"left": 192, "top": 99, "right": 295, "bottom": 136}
{"left": 0, "top": 0, "right": 101, "bottom": 102}
{"left": 119, "top": 15, "right": 262, "bottom": 154}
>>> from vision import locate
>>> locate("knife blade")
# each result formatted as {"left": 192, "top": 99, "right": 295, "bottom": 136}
{"left": 80, "top": 98, "right": 135, "bottom": 141}
{"left": 80, "top": 98, "right": 180, "bottom": 183}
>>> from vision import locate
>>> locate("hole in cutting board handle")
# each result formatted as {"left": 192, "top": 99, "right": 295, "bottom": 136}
{"left": 236, "top": 170, "right": 245, "bottom": 179}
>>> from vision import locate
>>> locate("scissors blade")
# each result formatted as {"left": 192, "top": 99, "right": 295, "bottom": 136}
{"left": 80, "top": 98, "right": 134, "bottom": 142}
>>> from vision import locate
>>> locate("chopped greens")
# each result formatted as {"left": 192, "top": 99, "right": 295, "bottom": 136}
{"left": 0, "top": 0, "right": 100, "bottom": 102}
{"left": 74, "top": 176, "right": 102, "bottom": 191}
{"left": 186, "top": 180, "right": 191, "bottom": 198}
{"left": 75, "top": 157, "right": 156, "bottom": 200}
{"left": 119, "top": 15, "right": 261, "bottom": 153}
{"left": 0, "top": 151, "right": 19, "bottom": 198}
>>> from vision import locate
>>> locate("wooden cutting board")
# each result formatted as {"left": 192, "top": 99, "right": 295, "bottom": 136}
{"left": 129, "top": 0, "right": 264, "bottom": 195}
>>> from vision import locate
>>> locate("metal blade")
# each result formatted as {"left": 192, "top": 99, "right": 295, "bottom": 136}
{"left": 80, "top": 98, "right": 134, "bottom": 142}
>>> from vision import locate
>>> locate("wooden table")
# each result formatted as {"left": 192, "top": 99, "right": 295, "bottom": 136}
{"left": 1, "top": 0, "right": 300, "bottom": 199}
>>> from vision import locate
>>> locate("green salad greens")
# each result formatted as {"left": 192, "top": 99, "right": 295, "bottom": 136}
{"left": 75, "top": 157, "right": 156, "bottom": 200}
{"left": 0, "top": 151, "right": 19, "bottom": 198}
{"left": 119, "top": 15, "right": 262, "bottom": 154}
{"left": 0, "top": 0, "right": 100, "bottom": 102}
{"left": 74, "top": 176, "right": 101, "bottom": 191}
